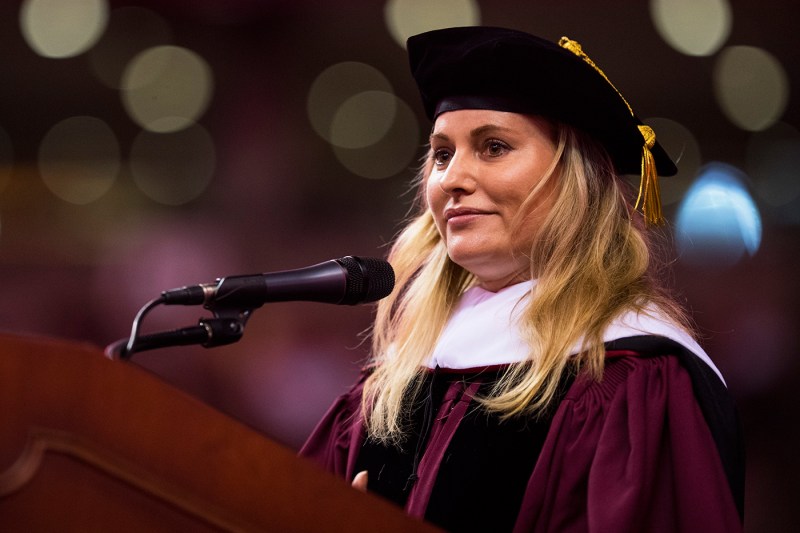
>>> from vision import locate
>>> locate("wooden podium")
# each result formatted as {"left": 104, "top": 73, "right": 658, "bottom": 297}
{"left": 0, "top": 334, "right": 438, "bottom": 532}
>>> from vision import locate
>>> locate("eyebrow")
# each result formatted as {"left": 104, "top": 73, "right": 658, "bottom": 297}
{"left": 429, "top": 124, "right": 516, "bottom": 143}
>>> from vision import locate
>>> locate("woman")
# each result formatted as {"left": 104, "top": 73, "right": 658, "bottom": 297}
{"left": 301, "top": 27, "right": 743, "bottom": 532}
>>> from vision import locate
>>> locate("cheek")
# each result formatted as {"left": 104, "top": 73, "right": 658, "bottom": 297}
{"left": 532, "top": 171, "right": 559, "bottom": 220}
{"left": 513, "top": 178, "right": 558, "bottom": 243}
{"left": 425, "top": 178, "right": 446, "bottom": 228}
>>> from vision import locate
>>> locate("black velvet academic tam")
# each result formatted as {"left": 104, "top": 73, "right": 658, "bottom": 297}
{"left": 407, "top": 26, "right": 678, "bottom": 178}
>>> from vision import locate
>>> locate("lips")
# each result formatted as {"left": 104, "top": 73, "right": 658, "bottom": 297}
{"left": 444, "top": 207, "right": 490, "bottom": 223}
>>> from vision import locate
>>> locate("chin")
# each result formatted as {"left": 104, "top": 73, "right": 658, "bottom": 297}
{"left": 445, "top": 248, "right": 487, "bottom": 272}
{"left": 447, "top": 247, "right": 528, "bottom": 285}
{"left": 448, "top": 251, "right": 504, "bottom": 277}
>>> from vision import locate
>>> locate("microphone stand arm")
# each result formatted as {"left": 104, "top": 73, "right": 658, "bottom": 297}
{"left": 124, "top": 317, "right": 246, "bottom": 356}
{"left": 108, "top": 301, "right": 254, "bottom": 360}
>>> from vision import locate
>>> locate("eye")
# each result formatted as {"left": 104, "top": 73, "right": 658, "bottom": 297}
{"left": 484, "top": 139, "right": 510, "bottom": 157}
{"left": 432, "top": 148, "right": 452, "bottom": 167}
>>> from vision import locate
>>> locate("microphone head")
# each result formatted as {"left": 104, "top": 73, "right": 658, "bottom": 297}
{"left": 336, "top": 256, "right": 395, "bottom": 304}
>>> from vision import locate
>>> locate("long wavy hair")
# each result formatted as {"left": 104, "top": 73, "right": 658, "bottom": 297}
{"left": 362, "top": 120, "right": 691, "bottom": 443}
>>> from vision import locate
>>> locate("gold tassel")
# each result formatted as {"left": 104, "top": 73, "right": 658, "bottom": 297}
{"left": 559, "top": 37, "right": 665, "bottom": 226}
{"left": 636, "top": 125, "right": 664, "bottom": 225}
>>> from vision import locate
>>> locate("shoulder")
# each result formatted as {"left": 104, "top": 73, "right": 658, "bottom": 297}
{"left": 567, "top": 335, "right": 737, "bottom": 444}
{"left": 601, "top": 306, "right": 726, "bottom": 384}
{"left": 327, "top": 366, "right": 372, "bottom": 419}
{"left": 561, "top": 341, "right": 692, "bottom": 417}
{"left": 526, "top": 338, "right": 744, "bottom": 530}
{"left": 563, "top": 335, "right": 745, "bottom": 519}
{"left": 602, "top": 335, "right": 735, "bottom": 427}
{"left": 298, "top": 367, "right": 371, "bottom": 473}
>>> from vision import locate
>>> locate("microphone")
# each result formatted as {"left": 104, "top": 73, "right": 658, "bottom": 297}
{"left": 160, "top": 256, "right": 394, "bottom": 309}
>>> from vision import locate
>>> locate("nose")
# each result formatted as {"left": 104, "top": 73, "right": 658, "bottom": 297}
{"left": 436, "top": 153, "right": 477, "bottom": 197}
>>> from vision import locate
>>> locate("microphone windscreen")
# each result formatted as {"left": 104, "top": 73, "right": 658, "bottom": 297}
{"left": 337, "top": 256, "right": 395, "bottom": 304}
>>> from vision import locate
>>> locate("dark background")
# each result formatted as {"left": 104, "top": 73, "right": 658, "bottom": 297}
{"left": 1, "top": 1, "right": 797, "bottom": 531}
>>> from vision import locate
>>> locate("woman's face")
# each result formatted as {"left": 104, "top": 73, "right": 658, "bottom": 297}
{"left": 426, "top": 109, "right": 558, "bottom": 291}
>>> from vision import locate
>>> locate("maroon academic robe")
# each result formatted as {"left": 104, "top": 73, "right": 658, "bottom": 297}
{"left": 300, "top": 337, "right": 743, "bottom": 532}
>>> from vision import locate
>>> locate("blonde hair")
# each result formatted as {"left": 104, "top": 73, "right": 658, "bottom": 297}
{"left": 363, "top": 122, "right": 691, "bottom": 443}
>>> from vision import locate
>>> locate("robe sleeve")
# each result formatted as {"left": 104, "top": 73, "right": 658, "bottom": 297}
{"left": 514, "top": 354, "right": 742, "bottom": 533}
{"left": 298, "top": 370, "right": 368, "bottom": 481}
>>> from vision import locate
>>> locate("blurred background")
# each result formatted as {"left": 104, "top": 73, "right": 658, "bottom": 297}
{"left": 0, "top": 0, "right": 797, "bottom": 530}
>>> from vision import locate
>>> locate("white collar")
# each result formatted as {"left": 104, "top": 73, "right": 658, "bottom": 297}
{"left": 426, "top": 280, "right": 533, "bottom": 370}
{"left": 425, "top": 281, "right": 725, "bottom": 385}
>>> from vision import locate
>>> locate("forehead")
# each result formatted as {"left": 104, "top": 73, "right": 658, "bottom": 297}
{"left": 431, "top": 109, "right": 554, "bottom": 140}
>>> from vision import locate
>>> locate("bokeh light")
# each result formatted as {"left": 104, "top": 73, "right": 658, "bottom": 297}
{"left": 330, "top": 90, "right": 397, "bottom": 149}
{"left": 0, "top": 126, "right": 13, "bottom": 194}
{"left": 714, "top": 46, "right": 789, "bottom": 132}
{"left": 675, "top": 162, "right": 762, "bottom": 267}
{"left": 307, "top": 61, "right": 421, "bottom": 178}
{"left": 333, "top": 95, "right": 421, "bottom": 179}
{"left": 38, "top": 116, "right": 120, "bottom": 205}
{"left": 129, "top": 125, "right": 216, "bottom": 205}
{"left": 747, "top": 122, "right": 800, "bottom": 208}
{"left": 645, "top": 117, "right": 702, "bottom": 205}
{"left": 384, "top": 0, "right": 481, "bottom": 48}
{"left": 307, "top": 62, "right": 394, "bottom": 144}
{"left": 649, "top": 0, "right": 731, "bottom": 56}
{"left": 89, "top": 6, "right": 172, "bottom": 89}
{"left": 20, "top": 0, "right": 109, "bottom": 59}
{"left": 121, "top": 45, "right": 213, "bottom": 133}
